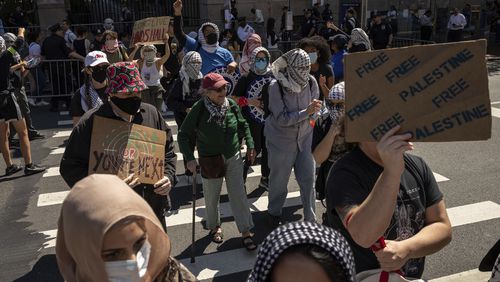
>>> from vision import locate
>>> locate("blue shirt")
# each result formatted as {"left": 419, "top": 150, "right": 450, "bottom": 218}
{"left": 330, "top": 49, "right": 347, "bottom": 82}
{"left": 185, "top": 36, "right": 234, "bottom": 75}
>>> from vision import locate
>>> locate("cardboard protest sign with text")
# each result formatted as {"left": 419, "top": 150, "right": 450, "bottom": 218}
{"left": 130, "top": 16, "right": 171, "bottom": 47}
{"left": 88, "top": 116, "right": 166, "bottom": 184}
{"left": 344, "top": 40, "right": 491, "bottom": 142}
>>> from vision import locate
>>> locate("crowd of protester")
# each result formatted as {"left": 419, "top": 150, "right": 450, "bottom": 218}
{"left": 2, "top": 0, "right": 500, "bottom": 281}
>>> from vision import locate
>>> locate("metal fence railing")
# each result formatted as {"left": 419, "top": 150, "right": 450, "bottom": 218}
{"left": 392, "top": 37, "right": 436, "bottom": 48}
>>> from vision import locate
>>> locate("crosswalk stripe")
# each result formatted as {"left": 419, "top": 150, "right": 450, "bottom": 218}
{"left": 433, "top": 172, "right": 449, "bottom": 182}
{"left": 53, "top": 130, "right": 72, "bottom": 138}
{"left": 42, "top": 167, "right": 60, "bottom": 178}
{"left": 37, "top": 191, "right": 69, "bottom": 207}
{"left": 59, "top": 111, "right": 69, "bottom": 116}
{"left": 492, "top": 107, "right": 500, "bottom": 118}
{"left": 50, "top": 147, "right": 66, "bottom": 155}
{"left": 447, "top": 201, "right": 500, "bottom": 227}
{"left": 39, "top": 229, "right": 57, "bottom": 249}
{"left": 166, "top": 120, "right": 177, "bottom": 127}
{"left": 58, "top": 120, "right": 73, "bottom": 126}
{"left": 429, "top": 269, "right": 491, "bottom": 282}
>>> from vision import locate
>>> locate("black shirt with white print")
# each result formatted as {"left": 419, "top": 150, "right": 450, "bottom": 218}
{"left": 325, "top": 147, "right": 443, "bottom": 278}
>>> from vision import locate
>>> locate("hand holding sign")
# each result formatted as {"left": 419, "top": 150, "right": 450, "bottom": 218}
{"left": 124, "top": 174, "right": 141, "bottom": 188}
{"left": 375, "top": 125, "right": 413, "bottom": 177}
{"left": 154, "top": 176, "right": 172, "bottom": 196}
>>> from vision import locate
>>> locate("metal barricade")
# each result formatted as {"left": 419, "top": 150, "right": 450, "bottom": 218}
{"left": 25, "top": 59, "right": 84, "bottom": 99}
{"left": 392, "top": 37, "right": 436, "bottom": 48}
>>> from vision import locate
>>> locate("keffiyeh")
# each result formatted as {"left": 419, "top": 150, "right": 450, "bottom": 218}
{"left": 327, "top": 81, "right": 345, "bottom": 122}
{"left": 349, "top": 28, "right": 372, "bottom": 51}
{"left": 0, "top": 37, "right": 5, "bottom": 53}
{"left": 271, "top": 48, "right": 311, "bottom": 93}
{"left": 239, "top": 34, "right": 262, "bottom": 75}
{"left": 179, "top": 51, "right": 203, "bottom": 100}
{"left": 250, "top": 47, "right": 271, "bottom": 76}
{"left": 80, "top": 84, "right": 104, "bottom": 112}
{"left": 203, "top": 96, "right": 229, "bottom": 127}
{"left": 197, "top": 22, "right": 220, "bottom": 54}
{"left": 248, "top": 221, "right": 356, "bottom": 282}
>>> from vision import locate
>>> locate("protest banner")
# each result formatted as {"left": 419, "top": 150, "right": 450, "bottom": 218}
{"left": 130, "top": 16, "right": 171, "bottom": 47}
{"left": 344, "top": 39, "right": 491, "bottom": 142}
{"left": 88, "top": 116, "right": 166, "bottom": 184}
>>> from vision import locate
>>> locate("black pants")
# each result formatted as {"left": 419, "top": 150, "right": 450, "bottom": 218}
{"left": 9, "top": 86, "right": 36, "bottom": 136}
{"left": 448, "top": 29, "right": 463, "bottom": 42}
{"left": 134, "top": 185, "right": 169, "bottom": 232}
{"left": 243, "top": 121, "right": 269, "bottom": 182}
{"left": 421, "top": 26, "right": 433, "bottom": 41}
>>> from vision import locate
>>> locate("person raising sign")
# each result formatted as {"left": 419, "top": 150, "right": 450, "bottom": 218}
{"left": 60, "top": 62, "right": 177, "bottom": 232}
{"left": 173, "top": 0, "right": 237, "bottom": 75}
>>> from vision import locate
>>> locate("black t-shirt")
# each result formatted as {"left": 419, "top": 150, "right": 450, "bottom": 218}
{"left": 369, "top": 23, "right": 393, "bottom": 48}
{"left": 41, "top": 34, "right": 72, "bottom": 60}
{"left": 73, "top": 38, "right": 87, "bottom": 57}
{"left": 325, "top": 147, "right": 443, "bottom": 278}
{"left": 320, "top": 27, "right": 341, "bottom": 41}
{"left": 0, "top": 51, "right": 15, "bottom": 92}
{"left": 310, "top": 63, "right": 333, "bottom": 100}
{"left": 301, "top": 19, "right": 316, "bottom": 37}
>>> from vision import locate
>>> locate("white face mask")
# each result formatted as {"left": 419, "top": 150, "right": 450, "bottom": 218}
{"left": 308, "top": 52, "right": 318, "bottom": 64}
{"left": 104, "top": 240, "right": 151, "bottom": 282}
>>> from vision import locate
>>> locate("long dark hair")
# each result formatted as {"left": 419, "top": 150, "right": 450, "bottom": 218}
{"left": 298, "top": 36, "right": 332, "bottom": 64}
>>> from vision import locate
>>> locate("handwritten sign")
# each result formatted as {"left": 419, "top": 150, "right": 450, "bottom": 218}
{"left": 344, "top": 40, "right": 491, "bottom": 142}
{"left": 88, "top": 116, "right": 166, "bottom": 184}
{"left": 130, "top": 16, "right": 171, "bottom": 47}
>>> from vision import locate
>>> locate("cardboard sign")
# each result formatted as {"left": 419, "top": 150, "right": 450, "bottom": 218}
{"left": 130, "top": 16, "right": 171, "bottom": 47}
{"left": 88, "top": 116, "right": 166, "bottom": 184}
{"left": 344, "top": 40, "right": 491, "bottom": 142}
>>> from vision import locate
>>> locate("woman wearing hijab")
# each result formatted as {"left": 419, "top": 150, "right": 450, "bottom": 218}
{"left": 231, "top": 47, "right": 272, "bottom": 190}
{"left": 311, "top": 82, "right": 356, "bottom": 202}
{"left": 298, "top": 35, "right": 334, "bottom": 100}
{"left": 264, "top": 48, "right": 322, "bottom": 225}
{"left": 173, "top": 0, "right": 237, "bottom": 75}
{"left": 166, "top": 51, "right": 203, "bottom": 128}
{"left": 129, "top": 37, "right": 171, "bottom": 111}
{"left": 102, "top": 30, "right": 129, "bottom": 64}
{"left": 56, "top": 174, "right": 197, "bottom": 282}
{"left": 70, "top": 51, "right": 109, "bottom": 127}
{"left": 348, "top": 28, "right": 372, "bottom": 53}
{"left": 248, "top": 221, "right": 356, "bottom": 282}
{"left": 238, "top": 33, "right": 262, "bottom": 76}
{"left": 177, "top": 73, "right": 257, "bottom": 250}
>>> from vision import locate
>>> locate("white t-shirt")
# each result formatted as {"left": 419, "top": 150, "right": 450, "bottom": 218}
{"left": 448, "top": 13, "right": 467, "bottom": 30}
{"left": 254, "top": 9, "right": 265, "bottom": 24}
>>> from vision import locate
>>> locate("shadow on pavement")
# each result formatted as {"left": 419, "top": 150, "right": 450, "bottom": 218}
{"left": 13, "top": 255, "right": 63, "bottom": 282}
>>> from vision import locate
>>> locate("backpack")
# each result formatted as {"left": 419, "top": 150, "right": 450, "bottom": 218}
{"left": 262, "top": 77, "right": 314, "bottom": 119}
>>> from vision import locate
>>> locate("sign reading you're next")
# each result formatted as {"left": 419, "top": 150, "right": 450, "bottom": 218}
{"left": 344, "top": 40, "right": 491, "bottom": 142}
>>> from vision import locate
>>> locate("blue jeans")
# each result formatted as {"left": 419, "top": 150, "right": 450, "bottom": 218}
{"left": 267, "top": 140, "right": 316, "bottom": 221}
{"left": 201, "top": 152, "right": 254, "bottom": 233}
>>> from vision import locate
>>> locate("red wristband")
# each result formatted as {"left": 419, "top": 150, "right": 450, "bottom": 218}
{"left": 237, "top": 97, "right": 248, "bottom": 107}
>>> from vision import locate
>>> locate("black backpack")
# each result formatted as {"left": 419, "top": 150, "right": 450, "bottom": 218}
{"left": 262, "top": 77, "right": 314, "bottom": 119}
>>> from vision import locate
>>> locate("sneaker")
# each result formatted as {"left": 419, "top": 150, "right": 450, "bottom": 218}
{"left": 29, "top": 132, "right": 45, "bottom": 141}
{"left": 24, "top": 163, "right": 46, "bottom": 175}
{"left": 5, "top": 164, "right": 23, "bottom": 176}
{"left": 36, "top": 101, "right": 50, "bottom": 106}
{"left": 28, "top": 98, "right": 36, "bottom": 107}
{"left": 258, "top": 176, "right": 269, "bottom": 191}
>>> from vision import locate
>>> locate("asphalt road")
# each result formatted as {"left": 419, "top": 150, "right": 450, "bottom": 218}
{"left": 0, "top": 62, "right": 499, "bottom": 282}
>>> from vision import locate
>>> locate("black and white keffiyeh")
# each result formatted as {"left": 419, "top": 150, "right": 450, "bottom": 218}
{"left": 271, "top": 48, "right": 311, "bottom": 93}
{"left": 80, "top": 84, "right": 103, "bottom": 112}
{"left": 247, "top": 221, "right": 356, "bottom": 282}
{"left": 327, "top": 81, "right": 345, "bottom": 122}
{"left": 349, "top": 28, "right": 372, "bottom": 51}
{"left": 203, "top": 96, "right": 229, "bottom": 127}
{"left": 197, "top": 22, "right": 220, "bottom": 53}
{"left": 180, "top": 51, "right": 203, "bottom": 99}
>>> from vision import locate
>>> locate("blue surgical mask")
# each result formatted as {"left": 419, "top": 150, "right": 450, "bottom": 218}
{"left": 308, "top": 52, "right": 318, "bottom": 64}
{"left": 255, "top": 60, "right": 269, "bottom": 72}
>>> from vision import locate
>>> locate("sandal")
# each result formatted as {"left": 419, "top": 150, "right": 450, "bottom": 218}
{"left": 209, "top": 227, "right": 223, "bottom": 244}
{"left": 242, "top": 236, "right": 257, "bottom": 251}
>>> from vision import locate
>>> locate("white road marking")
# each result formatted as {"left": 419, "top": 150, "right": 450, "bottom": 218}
{"left": 37, "top": 191, "right": 69, "bottom": 207}
{"left": 58, "top": 120, "right": 73, "bottom": 126}
{"left": 38, "top": 229, "right": 57, "bottom": 250}
{"left": 429, "top": 269, "right": 491, "bottom": 282}
{"left": 50, "top": 147, "right": 66, "bottom": 155}
{"left": 173, "top": 134, "right": 177, "bottom": 142}
{"left": 59, "top": 111, "right": 69, "bottom": 116}
{"left": 53, "top": 130, "right": 72, "bottom": 138}
{"left": 433, "top": 172, "right": 449, "bottom": 182}
{"left": 491, "top": 107, "right": 500, "bottom": 118}
{"left": 447, "top": 201, "right": 500, "bottom": 227}
{"left": 166, "top": 120, "right": 177, "bottom": 127}
{"left": 491, "top": 101, "right": 500, "bottom": 105}
{"left": 42, "top": 167, "right": 61, "bottom": 178}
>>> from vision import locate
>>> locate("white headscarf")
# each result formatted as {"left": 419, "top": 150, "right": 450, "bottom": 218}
{"left": 271, "top": 48, "right": 311, "bottom": 94}
{"left": 197, "top": 22, "right": 220, "bottom": 53}
{"left": 179, "top": 51, "right": 203, "bottom": 99}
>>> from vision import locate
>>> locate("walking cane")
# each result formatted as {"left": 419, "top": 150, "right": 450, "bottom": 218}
{"left": 190, "top": 169, "right": 197, "bottom": 263}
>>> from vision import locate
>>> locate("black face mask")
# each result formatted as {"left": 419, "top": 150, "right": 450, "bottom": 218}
{"left": 110, "top": 96, "right": 142, "bottom": 115}
{"left": 206, "top": 32, "right": 218, "bottom": 45}
{"left": 92, "top": 67, "right": 108, "bottom": 83}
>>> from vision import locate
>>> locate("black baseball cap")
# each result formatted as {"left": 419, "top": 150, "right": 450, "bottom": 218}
{"left": 49, "top": 23, "right": 63, "bottom": 33}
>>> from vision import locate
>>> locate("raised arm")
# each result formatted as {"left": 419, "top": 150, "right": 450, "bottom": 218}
{"left": 173, "top": 0, "right": 188, "bottom": 47}
{"left": 157, "top": 34, "right": 171, "bottom": 67}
